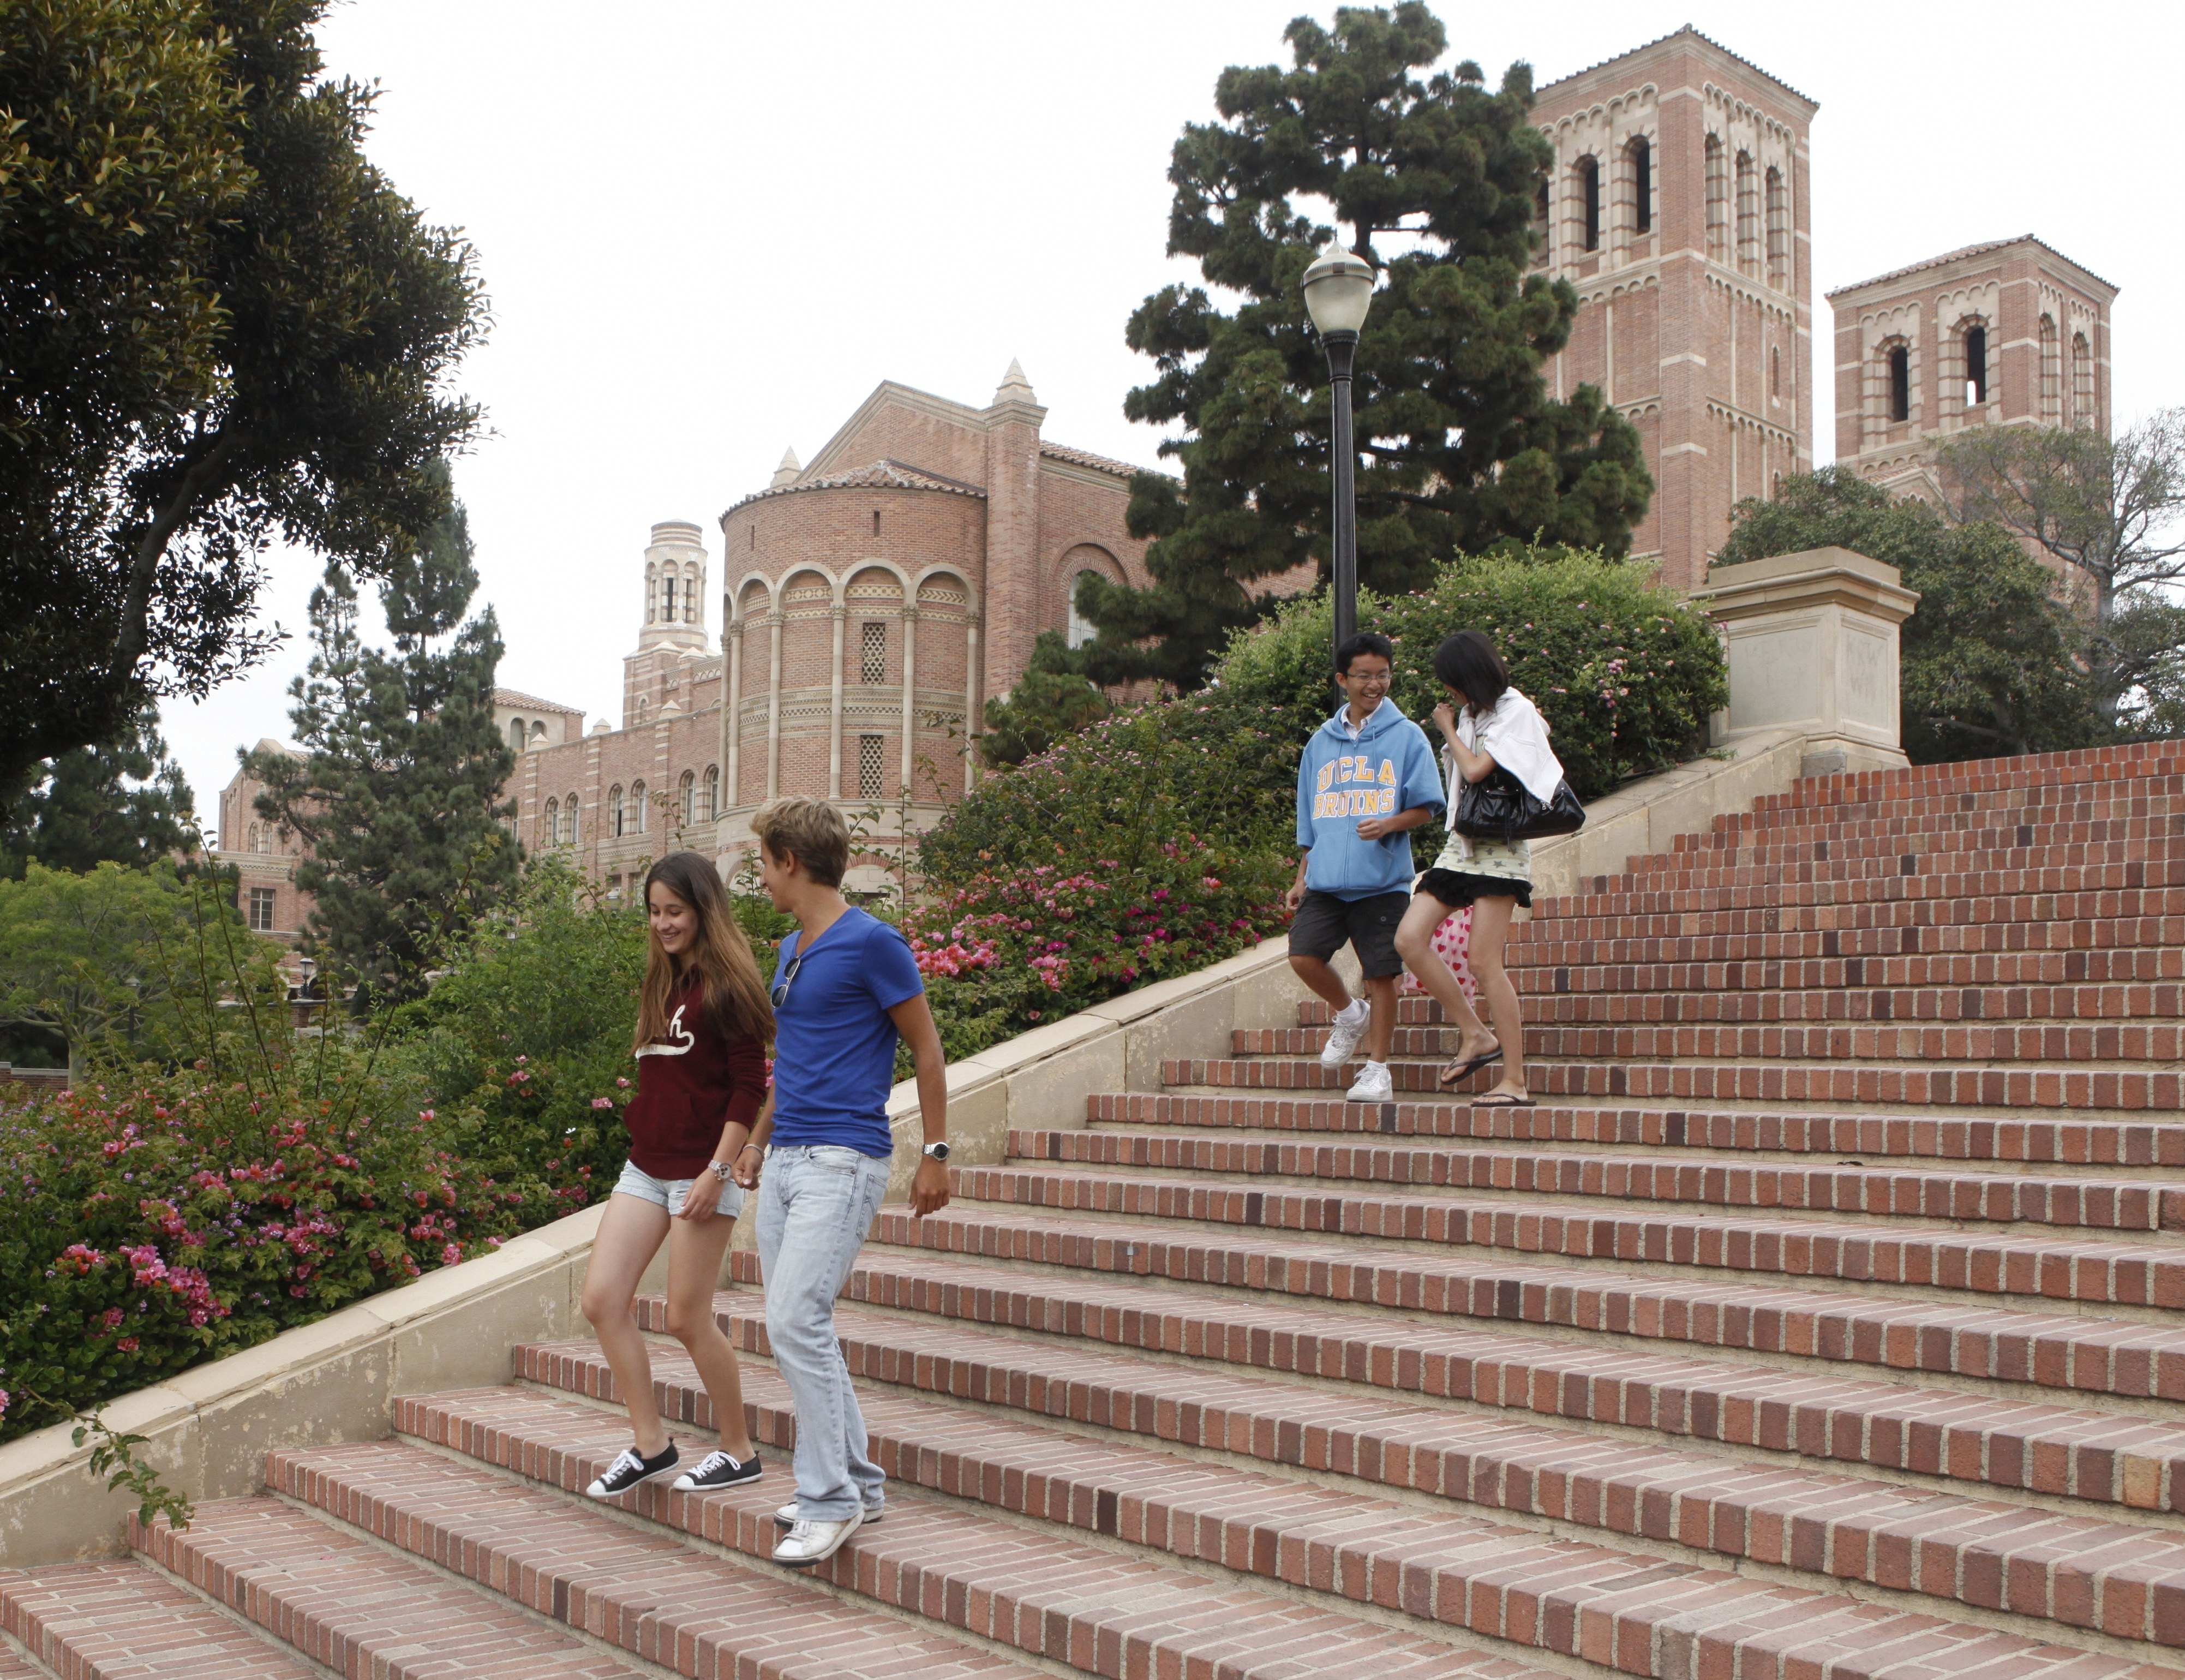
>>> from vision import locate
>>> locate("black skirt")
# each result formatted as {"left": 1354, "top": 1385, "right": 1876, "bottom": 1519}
{"left": 1417, "top": 866, "right": 1533, "bottom": 910}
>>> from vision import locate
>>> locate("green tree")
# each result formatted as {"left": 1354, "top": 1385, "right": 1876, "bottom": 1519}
{"left": 979, "top": 635, "right": 1114, "bottom": 767}
{"left": 248, "top": 474, "right": 514, "bottom": 1002}
{"left": 0, "top": 0, "right": 487, "bottom": 782}
{"left": 1937, "top": 412, "right": 2185, "bottom": 727}
{"left": 2, "top": 707, "right": 196, "bottom": 880}
{"left": 0, "top": 860, "right": 254, "bottom": 1081}
{"left": 1068, "top": 2, "right": 1649, "bottom": 690}
{"left": 1717, "top": 468, "right": 2103, "bottom": 761}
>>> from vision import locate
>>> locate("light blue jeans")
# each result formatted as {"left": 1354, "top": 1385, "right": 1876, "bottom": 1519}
{"left": 756, "top": 1143, "right": 893, "bottom": 1522}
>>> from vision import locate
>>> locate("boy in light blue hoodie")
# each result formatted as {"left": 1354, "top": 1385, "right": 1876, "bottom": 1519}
{"left": 1286, "top": 632, "right": 1446, "bottom": 1103}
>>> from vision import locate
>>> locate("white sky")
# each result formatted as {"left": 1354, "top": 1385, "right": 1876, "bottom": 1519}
{"left": 165, "top": 0, "right": 2184, "bottom": 816}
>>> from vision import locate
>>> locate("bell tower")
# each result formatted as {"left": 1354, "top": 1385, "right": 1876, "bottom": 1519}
{"left": 639, "top": 521, "right": 709, "bottom": 653}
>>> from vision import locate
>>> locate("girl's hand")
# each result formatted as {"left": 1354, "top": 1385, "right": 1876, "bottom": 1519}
{"left": 677, "top": 1179, "right": 721, "bottom": 1223}
{"left": 1432, "top": 701, "right": 1458, "bottom": 739}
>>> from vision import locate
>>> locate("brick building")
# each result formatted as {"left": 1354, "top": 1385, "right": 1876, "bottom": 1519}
{"left": 1826, "top": 236, "right": 2117, "bottom": 498}
{"left": 218, "top": 363, "right": 1169, "bottom": 907}
{"left": 1531, "top": 27, "right": 1817, "bottom": 591}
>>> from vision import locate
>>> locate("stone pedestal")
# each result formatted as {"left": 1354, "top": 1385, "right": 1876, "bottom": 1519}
{"left": 1689, "top": 546, "right": 1919, "bottom": 778}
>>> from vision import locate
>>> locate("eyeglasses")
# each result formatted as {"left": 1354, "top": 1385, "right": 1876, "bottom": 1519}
{"left": 770, "top": 954, "right": 801, "bottom": 1009}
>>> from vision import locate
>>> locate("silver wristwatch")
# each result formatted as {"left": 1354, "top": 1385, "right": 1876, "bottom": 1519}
{"left": 708, "top": 1158, "right": 735, "bottom": 1182}
{"left": 920, "top": 1140, "right": 951, "bottom": 1162}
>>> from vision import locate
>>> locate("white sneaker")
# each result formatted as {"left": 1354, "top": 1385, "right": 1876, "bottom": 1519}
{"left": 1344, "top": 1061, "right": 1393, "bottom": 1103}
{"left": 773, "top": 1508, "right": 864, "bottom": 1568}
{"left": 776, "top": 1500, "right": 883, "bottom": 1527}
{"left": 1320, "top": 1001, "right": 1369, "bottom": 1066}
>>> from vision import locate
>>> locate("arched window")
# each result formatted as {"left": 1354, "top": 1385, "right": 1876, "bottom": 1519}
{"left": 685, "top": 564, "right": 701, "bottom": 623}
{"left": 663, "top": 575, "right": 677, "bottom": 624}
{"left": 645, "top": 564, "right": 657, "bottom": 625}
{"left": 630, "top": 781, "right": 647, "bottom": 834}
{"left": 1734, "top": 151, "right": 1757, "bottom": 274}
{"left": 246, "top": 822, "right": 259, "bottom": 853}
{"left": 859, "top": 621, "right": 887, "bottom": 683}
{"left": 1066, "top": 570, "right": 1105, "bottom": 649}
{"left": 1763, "top": 166, "right": 1787, "bottom": 289}
{"left": 1963, "top": 324, "right": 1988, "bottom": 409}
{"left": 1704, "top": 136, "right": 1727, "bottom": 262}
{"left": 2039, "top": 315, "right": 2060, "bottom": 423}
{"left": 1576, "top": 155, "right": 1600, "bottom": 252}
{"left": 1770, "top": 345, "right": 1781, "bottom": 398}
{"left": 1531, "top": 180, "right": 1549, "bottom": 261}
{"left": 508, "top": 719, "right": 525, "bottom": 752}
{"left": 543, "top": 798, "right": 558, "bottom": 845}
{"left": 2071, "top": 332, "right": 2093, "bottom": 428}
{"left": 701, "top": 766, "right": 718, "bottom": 823}
{"left": 1627, "top": 136, "right": 1651, "bottom": 236}
{"left": 564, "top": 794, "right": 579, "bottom": 846}
{"left": 609, "top": 785, "right": 625, "bottom": 838}
{"left": 679, "top": 770, "right": 696, "bottom": 827}
{"left": 1887, "top": 344, "right": 1911, "bottom": 425}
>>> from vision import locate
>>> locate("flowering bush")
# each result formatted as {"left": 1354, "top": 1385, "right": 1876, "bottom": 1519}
{"left": 0, "top": 1050, "right": 584, "bottom": 1443}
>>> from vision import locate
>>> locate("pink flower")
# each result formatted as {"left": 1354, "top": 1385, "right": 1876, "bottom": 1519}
{"left": 441, "top": 1243, "right": 463, "bottom": 1266}
{"left": 591, "top": 1097, "right": 613, "bottom": 1109}
{"left": 115, "top": 1337, "right": 139, "bottom": 1353}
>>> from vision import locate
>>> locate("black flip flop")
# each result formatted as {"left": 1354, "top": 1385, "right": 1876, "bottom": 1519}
{"left": 1471, "top": 1091, "right": 1536, "bottom": 1108}
{"left": 1439, "top": 1047, "right": 1504, "bottom": 1087}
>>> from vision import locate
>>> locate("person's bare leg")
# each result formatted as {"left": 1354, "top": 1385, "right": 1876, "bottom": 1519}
{"left": 1358, "top": 971, "right": 1400, "bottom": 1065}
{"left": 1466, "top": 895, "right": 1529, "bottom": 1098}
{"left": 661, "top": 1209, "right": 757, "bottom": 1460}
{"left": 580, "top": 1193, "right": 673, "bottom": 1456}
{"left": 1394, "top": 894, "right": 1496, "bottom": 1072}
{"left": 1289, "top": 952, "right": 1355, "bottom": 1017}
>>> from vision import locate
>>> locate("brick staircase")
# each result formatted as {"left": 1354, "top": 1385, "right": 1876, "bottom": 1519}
{"left": 7, "top": 742, "right": 2183, "bottom": 1680}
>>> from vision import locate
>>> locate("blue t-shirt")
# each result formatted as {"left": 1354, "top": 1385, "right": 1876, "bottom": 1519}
{"left": 768, "top": 908, "right": 925, "bottom": 1157}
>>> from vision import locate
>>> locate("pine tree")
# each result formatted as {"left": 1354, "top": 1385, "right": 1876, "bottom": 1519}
{"left": 1, "top": 707, "right": 196, "bottom": 880}
{"left": 249, "top": 473, "right": 514, "bottom": 1001}
{"left": 1069, "top": 2, "right": 1651, "bottom": 689}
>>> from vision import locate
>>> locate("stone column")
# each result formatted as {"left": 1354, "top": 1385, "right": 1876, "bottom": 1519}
{"left": 962, "top": 611, "right": 981, "bottom": 794}
{"left": 1688, "top": 545, "right": 1920, "bottom": 777}
{"left": 764, "top": 612, "right": 784, "bottom": 801}
{"left": 722, "top": 616, "right": 743, "bottom": 817}
{"left": 827, "top": 604, "right": 848, "bottom": 800}
{"left": 898, "top": 607, "right": 919, "bottom": 798}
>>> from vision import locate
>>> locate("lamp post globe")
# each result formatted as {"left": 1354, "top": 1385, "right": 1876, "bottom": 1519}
{"left": 1302, "top": 251, "right": 1376, "bottom": 667}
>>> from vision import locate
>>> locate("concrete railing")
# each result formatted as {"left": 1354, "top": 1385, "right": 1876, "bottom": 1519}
{"left": 0, "top": 724, "right": 1827, "bottom": 1565}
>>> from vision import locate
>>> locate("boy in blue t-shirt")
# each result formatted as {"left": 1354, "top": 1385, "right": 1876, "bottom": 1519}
{"left": 731, "top": 796, "right": 950, "bottom": 1568}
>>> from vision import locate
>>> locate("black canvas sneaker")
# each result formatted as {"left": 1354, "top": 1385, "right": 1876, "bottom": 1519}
{"left": 585, "top": 1442, "right": 679, "bottom": 1499}
{"left": 672, "top": 1449, "right": 763, "bottom": 1492}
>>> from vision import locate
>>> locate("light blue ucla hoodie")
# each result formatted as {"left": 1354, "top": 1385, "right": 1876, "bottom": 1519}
{"left": 1295, "top": 697, "right": 1446, "bottom": 899}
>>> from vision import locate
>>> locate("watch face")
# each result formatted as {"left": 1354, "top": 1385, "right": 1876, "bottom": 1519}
{"left": 925, "top": 1141, "right": 950, "bottom": 1160}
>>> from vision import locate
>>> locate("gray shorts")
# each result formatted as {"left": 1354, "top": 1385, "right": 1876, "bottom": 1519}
{"left": 1287, "top": 888, "right": 1408, "bottom": 978}
{"left": 612, "top": 1157, "right": 746, "bottom": 1219}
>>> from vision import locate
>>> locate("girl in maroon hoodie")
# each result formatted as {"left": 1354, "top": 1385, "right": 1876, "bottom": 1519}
{"left": 580, "top": 850, "right": 774, "bottom": 1499}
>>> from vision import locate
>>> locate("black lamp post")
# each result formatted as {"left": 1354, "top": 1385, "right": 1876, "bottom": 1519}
{"left": 1302, "top": 250, "right": 1378, "bottom": 661}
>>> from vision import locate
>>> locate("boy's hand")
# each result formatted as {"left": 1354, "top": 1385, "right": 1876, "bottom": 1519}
{"left": 1356, "top": 816, "right": 1394, "bottom": 840}
{"left": 909, "top": 1155, "right": 950, "bottom": 1216}
{"left": 1284, "top": 877, "right": 1307, "bottom": 912}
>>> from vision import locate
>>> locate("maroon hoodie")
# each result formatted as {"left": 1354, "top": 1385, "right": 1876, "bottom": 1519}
{"left": 622, "top": 973, "right": 767, "bottom": 1179}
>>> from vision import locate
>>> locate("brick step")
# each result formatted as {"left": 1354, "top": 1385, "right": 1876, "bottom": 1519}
{"left": 1091, "top": 1093, "right": 2185, "bottom": 1169}
{"left": 1170, "top": 1054, "right": 2185, "bottom": 1114}
{"left": 1693, "top": 794, "right": 2184, "bottom": 845}
{"left": 608, "top": 1304, "right": 2185, "bottom": 1649}
{"left": 781, "top": 1252, "right": 2185, "bottom": 1509}
{"left": 134, "top": 1494, "right": 652, "bottom": 1677}
{"left": 944, "top": 1163, "right": 2185, "bottom": 1306}
{"left": 1582, "top": 856, "right": 2184, "bottom": 906}
{"left": 867, "top": 1206, "right": 2185, "bottom": 1400}
{"left": 535, "top": 1332, "right": 2185, "bottom": 1677}
{"left": 1632, "top": 823, "right": 2185, "bottom": 878}
{"left": 398, "top": 1385, "right": 1552, "bottom": 1680}
{"left": 1504, "top": 901, "right": 2185, "bottom": 949}
{"left": 1007, "top": 1129, "right": 2185, "bottom": 1234}
{"left": 0, "top": 1556, "right": 320, "bottom": 1678}
{"left": 1540, "top": 865, "right": 2184, "bottom": 922}
{"left": 261, "top": 1437, "right": 1052, "bottom": 1680}
{"left": 1506, "top": 955, "right": 2185, "bottom": 993}
{"left": 1246, "top": 1020, "right": 2185, "bottom": 1065}
{"left": 1753, "top": 746, "right": 2185, "bottom": 803}
{"left": 1447, "top": 989, "right": 2178, "bottom": 1026}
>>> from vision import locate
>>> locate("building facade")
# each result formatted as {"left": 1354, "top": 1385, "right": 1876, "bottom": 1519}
{"left": 1531, "top": 27, "right": 1817, "bottom": 591}
{"left": 1826, "top": 236, "right": 2117, "bottom": 497}
{"left": 221, "top": 364, "right": 1169, "bottom": 907}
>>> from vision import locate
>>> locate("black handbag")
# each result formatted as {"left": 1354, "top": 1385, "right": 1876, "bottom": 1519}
{"left": 1453, "top": 766, "right": 1587, "bottom": 843}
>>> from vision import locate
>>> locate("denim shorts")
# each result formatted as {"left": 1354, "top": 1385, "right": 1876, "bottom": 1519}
{"left": 612, "top": 1157, "right": 746, "bottom": 1219}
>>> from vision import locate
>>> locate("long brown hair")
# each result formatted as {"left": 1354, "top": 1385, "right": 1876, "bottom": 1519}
{"left": 633, "top": 851, "right": 774, "bottom": 1050}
